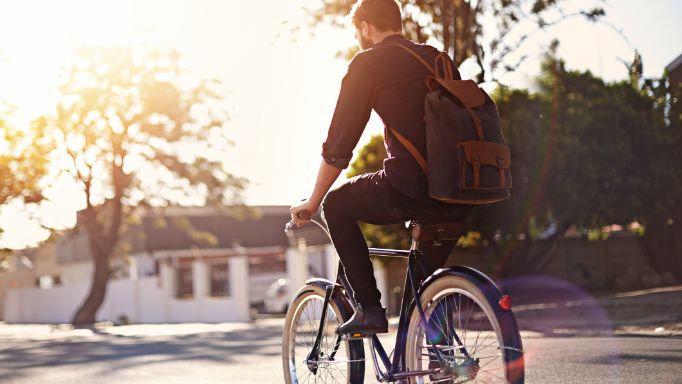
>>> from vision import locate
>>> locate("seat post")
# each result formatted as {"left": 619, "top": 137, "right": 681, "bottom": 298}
{"left": 410, "top": 237, "right": 420, "bottom": 251}
{"left": 409, "top": 221, "right": 421, "bottom": 251}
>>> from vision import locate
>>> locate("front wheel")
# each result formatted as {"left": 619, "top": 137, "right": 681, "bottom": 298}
{"left": 282, "top": 283, "right": 365, "bottom": 383}
{"left": 405, "top": 274, "right": 524, "bottom": 383}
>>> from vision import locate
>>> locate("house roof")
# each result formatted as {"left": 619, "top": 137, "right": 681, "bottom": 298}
{"left": 143, "top": 206, "right": 291, "bottom": 251}
{"left": 56, "top": 205, "right": 302, "bottom": 264}
{"left": 666, "top": 53, "right": 682, "bottom": 72}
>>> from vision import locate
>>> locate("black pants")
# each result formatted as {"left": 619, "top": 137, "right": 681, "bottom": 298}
{"left": 321, "top": 170, "right": 473, "bottom": 307}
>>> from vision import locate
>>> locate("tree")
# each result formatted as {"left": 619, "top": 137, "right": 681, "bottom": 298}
{"left": 0, "top": 105, "right": 50, "bottom": 209}
{"left": 40, "top": 47, "right": 246, "bottom": 325}
{"left": 308, "top": 0, "right": 605, "bottom": 82}
{"left": 1, "top": 104, "right": 52, "bottom": 269}
{"left": 343, "top": 47, "right": 682, "bottom": 279}
{"left": 633, "top": 58, "right": 682, "bottom": 280}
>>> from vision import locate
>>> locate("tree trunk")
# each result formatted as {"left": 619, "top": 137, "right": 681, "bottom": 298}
{"left": 70, "top": 149, "right": 125, "bottom": 325}
{"left": 70, "top": 249, "right": 111, "bottom": 325}
{"left": 639, "top": 213, "right": 682, "bottom": 283}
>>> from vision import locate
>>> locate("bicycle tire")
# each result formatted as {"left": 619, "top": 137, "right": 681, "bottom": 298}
{"left": 282, "top": 283, "right": 365, "bottom": 383}
{"left": 405, "top": 273, "right": 524, "bottom": 383}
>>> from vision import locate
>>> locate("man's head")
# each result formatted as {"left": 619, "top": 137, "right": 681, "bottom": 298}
{"left": 349, "top": 0, "right": 403, "bottom": 50}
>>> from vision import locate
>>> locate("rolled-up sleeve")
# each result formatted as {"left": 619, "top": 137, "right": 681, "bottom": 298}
{"left": 321, "top": 54, "right": 375, "bottom": 169}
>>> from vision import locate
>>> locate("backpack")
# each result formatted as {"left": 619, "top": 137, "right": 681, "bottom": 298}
{"left": 388, "top": 43, "right": 512, "bottom": 205}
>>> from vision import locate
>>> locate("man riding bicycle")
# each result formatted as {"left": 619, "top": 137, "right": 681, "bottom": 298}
{"left": 290, "top": 0, "right": 473, "bottom": 336}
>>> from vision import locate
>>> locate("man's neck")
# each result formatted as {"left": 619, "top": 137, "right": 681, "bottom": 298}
{"left": 371, "top": 30, "right": 402, "bottom": 45}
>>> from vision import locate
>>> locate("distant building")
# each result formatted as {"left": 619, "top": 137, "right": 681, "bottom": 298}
{"left": 1, "top": 206, "right": 374, "bottom": 324}
{"left": 666, "top": 53, "right": 682, "bottom": 91}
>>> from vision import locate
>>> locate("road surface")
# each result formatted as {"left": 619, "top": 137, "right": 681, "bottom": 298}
{"left": 1, "top": 319, "right": 680, "bottom": 383}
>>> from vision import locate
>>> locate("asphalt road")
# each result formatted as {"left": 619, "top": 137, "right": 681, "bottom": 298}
{"left": 1, "top": 319, "right": 681, "bottom": 383}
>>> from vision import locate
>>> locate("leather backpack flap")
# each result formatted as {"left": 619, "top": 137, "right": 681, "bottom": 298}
{"left": 458, "top": 141, "right": 512, "bottom": 189}
{"left": 432, "top": 78, "right": 486, "bottom": 108}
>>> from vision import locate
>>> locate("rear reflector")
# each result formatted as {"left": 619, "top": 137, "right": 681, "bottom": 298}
{"left": 499, "top": 294, "right": 512, "bottom": 311}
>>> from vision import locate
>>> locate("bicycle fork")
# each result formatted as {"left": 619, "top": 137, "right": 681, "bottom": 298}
{"left": 305, "top": 284, "right": 335, "bottom": 374}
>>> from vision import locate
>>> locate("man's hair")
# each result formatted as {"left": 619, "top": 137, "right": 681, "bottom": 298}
{"left": 349, "top": 0, "right": 402, "bottom": 32}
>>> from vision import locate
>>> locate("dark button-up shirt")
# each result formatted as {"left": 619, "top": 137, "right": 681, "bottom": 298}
{"left": 322, "top": 34, "right": 461, "bottom": 202}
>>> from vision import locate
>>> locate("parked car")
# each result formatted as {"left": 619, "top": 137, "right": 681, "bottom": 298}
{"left": 263, "top": 278, "right": 289, "bottom": 313}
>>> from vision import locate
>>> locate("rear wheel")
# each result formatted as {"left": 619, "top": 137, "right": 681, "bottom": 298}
{"left": 405, "top": 274, "right": 524, "bottom": 383}
{"left": 282, "top": 284, "right": 365, "bottom": 383}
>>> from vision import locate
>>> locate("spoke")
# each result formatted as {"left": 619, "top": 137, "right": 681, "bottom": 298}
{"left": 299, "top": 367, "right": 312, "bottom": 384}
{"left": 469, "top": 353, "right": 502, "bottom": 360}
{"left": 462, "top": 297, "right": 475, "bottom": 345}
{"left": 478, "top": 355, "right": 503, "bottom": 370}
{"left": 470, "top": 309, "right": 485, "bottom": 356}
{"left": 429, "top": 307, "right": 451, "bottom": 346}
{"left": 289, "top": 294, "right": 359, "bottom": 384}
{"left": 476, "top": 367, "right": 505, "bottom": 382}
{"left": 471, "top": 332, "right": 493, "bottom": 356}
{"left": 445, "top": 295, "right": 454, "bottom": 346}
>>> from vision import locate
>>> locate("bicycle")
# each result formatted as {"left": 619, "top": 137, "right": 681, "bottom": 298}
{"left": 282, "top": 215, "right": 524, "bottom": 383}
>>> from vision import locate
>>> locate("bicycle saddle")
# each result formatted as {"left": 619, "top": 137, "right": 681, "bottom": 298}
{"left": 409, "top": 220, "right": 465, "bottom": 243}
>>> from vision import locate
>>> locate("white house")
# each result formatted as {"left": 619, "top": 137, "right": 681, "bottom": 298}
{"left": 1, "top": 205, "right": 384, "bottom": 324}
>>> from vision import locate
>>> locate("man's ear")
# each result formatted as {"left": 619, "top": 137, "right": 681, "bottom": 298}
{"left": 360, "top": 21, "right": 370, "bottom": 36}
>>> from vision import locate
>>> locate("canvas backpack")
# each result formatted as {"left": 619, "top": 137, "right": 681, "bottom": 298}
{"left": 388, "top": 43, "right": 512, "bottom": 205}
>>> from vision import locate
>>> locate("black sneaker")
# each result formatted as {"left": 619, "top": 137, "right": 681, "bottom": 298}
{"left": 335, "top": 303, "right": 388, "bottom": 335}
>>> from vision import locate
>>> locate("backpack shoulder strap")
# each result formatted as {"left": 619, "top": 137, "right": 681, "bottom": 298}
{"left": 387, "top": 125, "right": 428, "bottom": 174}
{"left": 394, "top": 43, "right": 455, "bottom": 80}
{"left": 393, "top": 43, "right": 438, "bottom": 77}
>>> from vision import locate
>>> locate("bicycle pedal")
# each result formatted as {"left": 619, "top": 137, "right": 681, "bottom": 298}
{"left": 341, "top": 332, "right": 369, "bottom": 340}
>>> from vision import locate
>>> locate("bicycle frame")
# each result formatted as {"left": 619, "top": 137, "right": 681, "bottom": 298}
{"left": 308, "top": 245, "right": 458, "bottom": 382}
{"left": 287, "top": 217, "right": 522, "bottom": 383}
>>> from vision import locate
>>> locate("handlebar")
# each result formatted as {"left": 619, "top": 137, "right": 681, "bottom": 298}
{"left": 284, "top": 210, "right": 313, "bottom": 233}
{"left": 284, "top": 211, "right": 332, "bottom": 242}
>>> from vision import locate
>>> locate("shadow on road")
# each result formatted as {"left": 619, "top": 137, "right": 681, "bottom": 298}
{"left": 0, "top": 322, "right": 284, "bottom": 382}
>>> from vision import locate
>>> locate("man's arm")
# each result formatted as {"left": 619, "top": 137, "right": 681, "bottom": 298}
{"left": 290, "top": 53, "right": 374, "bottom": 225}
{"left": 290, "top": 160, "right": 341, "bottom": 226}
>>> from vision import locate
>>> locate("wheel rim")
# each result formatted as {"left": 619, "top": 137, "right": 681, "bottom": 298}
{"left": 409, "top": 287, "right": 508, "bottom": 383}
{"left": 286, "top": 293, "right": 354, "bottom": 383}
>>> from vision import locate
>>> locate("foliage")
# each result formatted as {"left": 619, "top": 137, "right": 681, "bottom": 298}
{"left": 0, "top": 248, "right": 11, "bottom": 271}
{"left": 346, "top": 134, "right": 386, "bottom": 177}
{"left": 634, "top": 57, "right": 682, "bottom": 280}
{"left": 470, "top": 47, "right": 668, "bottom": 275}
{"left": 0, "top": 105, "right": 52, "bottom": 208}
{"left": 308, "top": 0, "right": 605, "bottom": 82}
{"left": 38, "top": 46, "right": 246, "bottom": 324}
{"left": 1, "top": 104, "right": 53, "bottom": 271}
{"left": 344, "top": 47, "right": 682, "bottom": 278}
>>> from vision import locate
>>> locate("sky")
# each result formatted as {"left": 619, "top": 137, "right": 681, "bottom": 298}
{"left": 0, "top": 0, "right": 680, "bottom": 249}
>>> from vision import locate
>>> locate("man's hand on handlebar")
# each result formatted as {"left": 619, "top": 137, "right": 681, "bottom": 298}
{"left": 289, "top": 199, "right": 318, "bottom": 228}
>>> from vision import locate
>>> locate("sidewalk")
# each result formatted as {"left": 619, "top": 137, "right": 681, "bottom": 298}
{"left": 2, "top": 285, "right": 680, "bottom": 340}
{"left": 0, "top": 319, "right": 269, "bottom": 341}
{"left": 509, "top": 283, "right": 682, "bottom": 337}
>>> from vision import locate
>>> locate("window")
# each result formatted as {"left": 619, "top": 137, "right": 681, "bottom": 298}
{"left": 209, "top": 262, "right": 230, "bottom": 297}
{"left": 35, "top": 275, "right": 62, "bottom": 289}
{"left": 248, "top": 253, "right": 286, "bottom": 274}
{"left": 176, "top": 264, "right": 193, "bottom": 298}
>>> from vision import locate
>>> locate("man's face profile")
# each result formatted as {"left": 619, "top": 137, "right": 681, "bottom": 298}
{"left": 355, "top": 23, "right": 374, "bottom": 51}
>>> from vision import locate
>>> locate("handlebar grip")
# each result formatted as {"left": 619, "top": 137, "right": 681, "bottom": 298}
{"left": 297, "top": 210, "right": 312, "bottom": 221}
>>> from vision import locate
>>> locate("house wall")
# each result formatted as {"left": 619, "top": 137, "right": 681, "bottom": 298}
{"left": 0, "top": 256, "right": 37, "bottom": 321}
{"left": 4, "top": 256, "right": 250, "bottom": 324}
{"left": 284, "top": 244, "right": 391, "bottom": 310}
{"left": 60, "top": 261, "right": 93, "bottom": 285}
